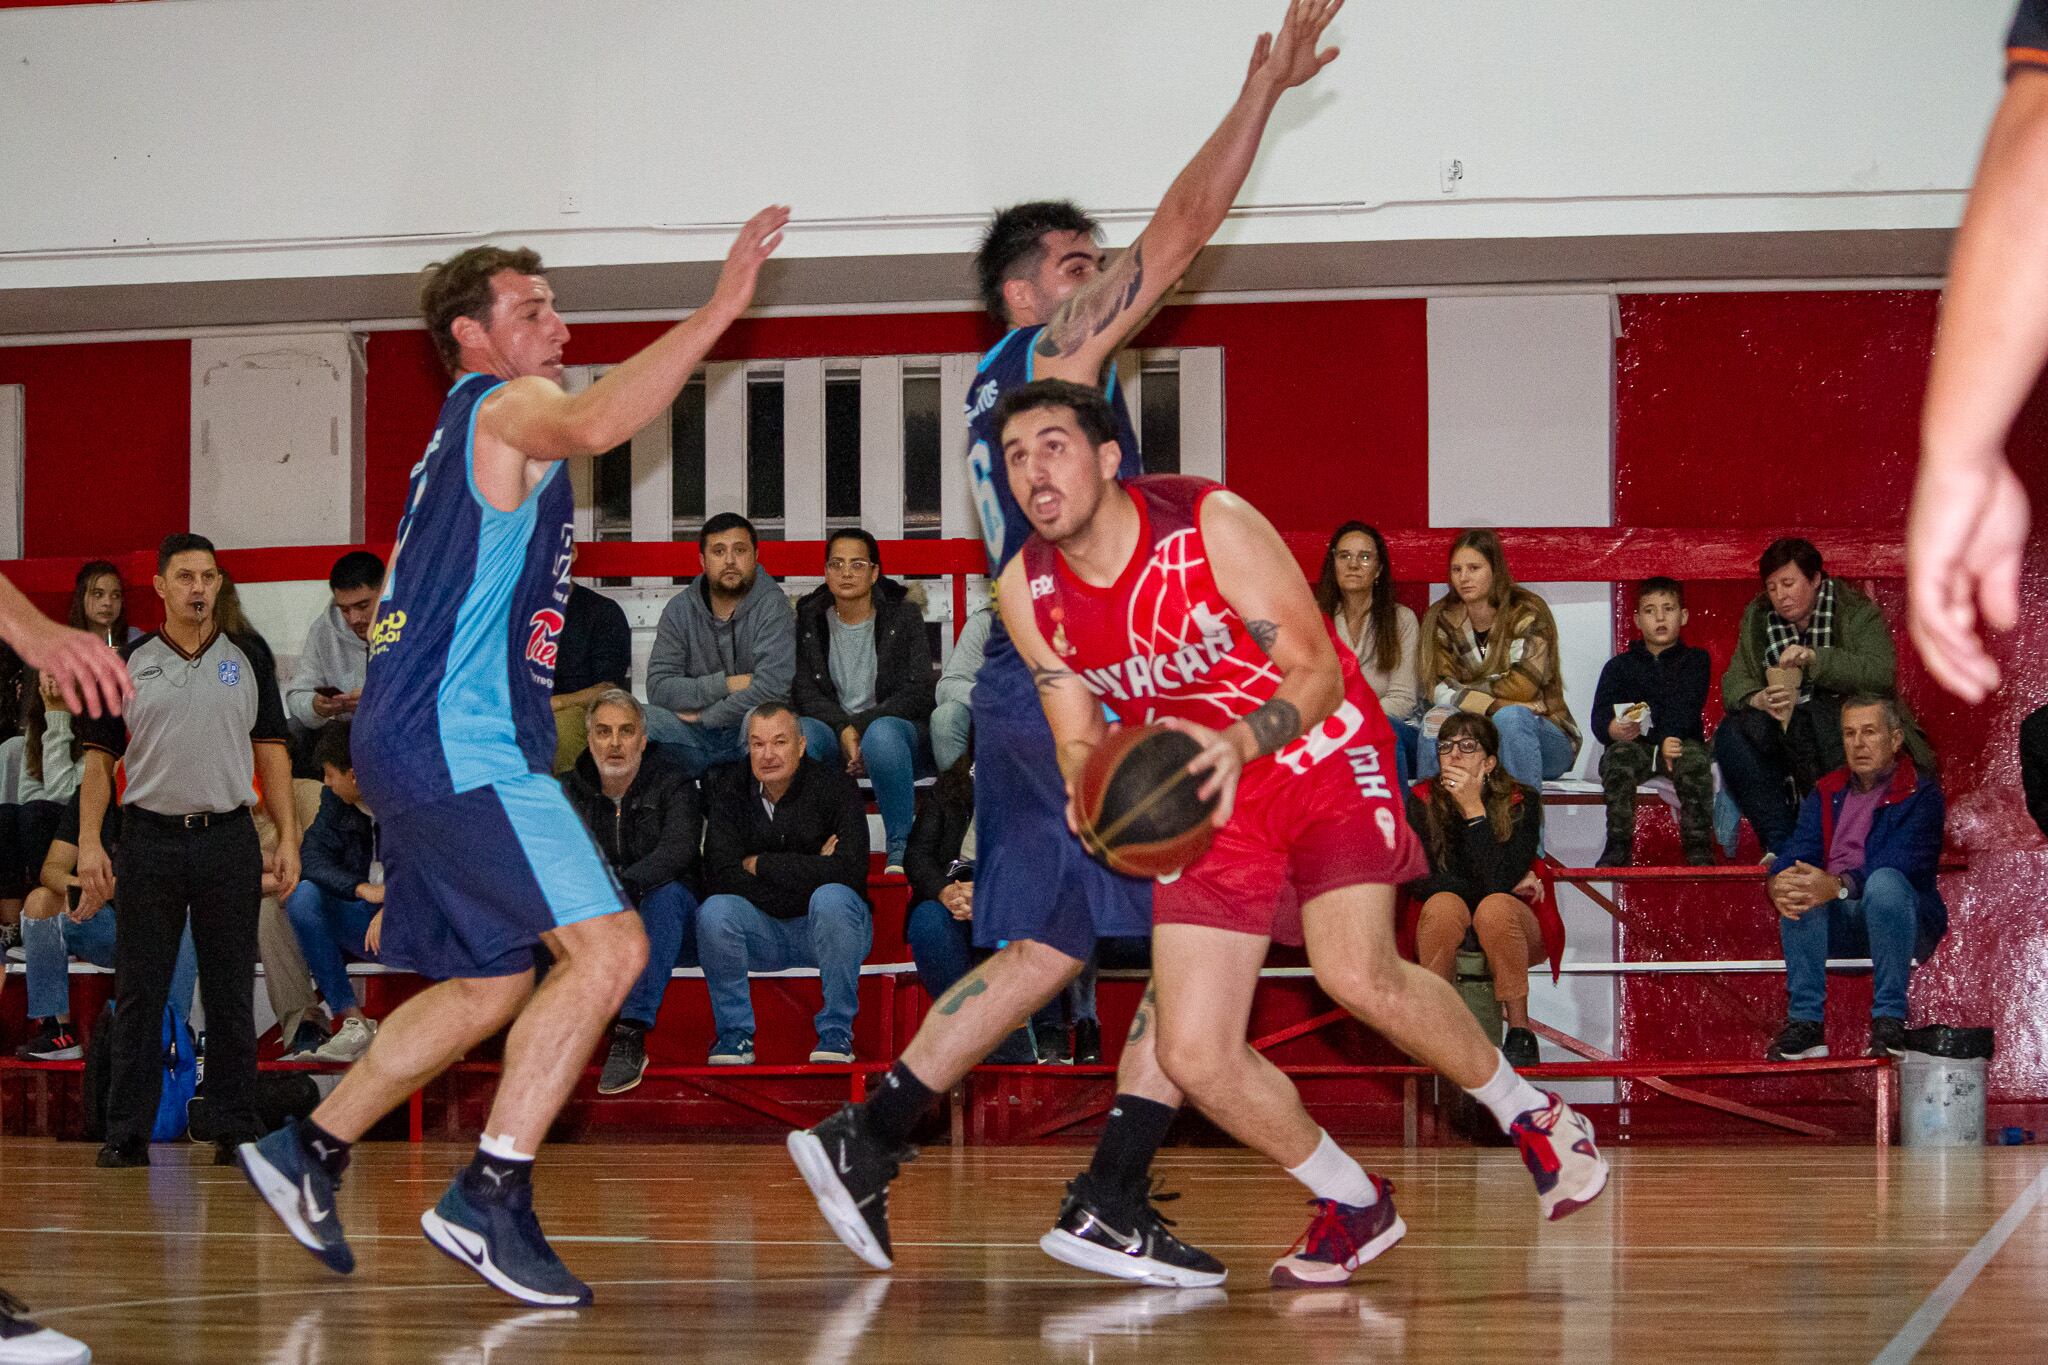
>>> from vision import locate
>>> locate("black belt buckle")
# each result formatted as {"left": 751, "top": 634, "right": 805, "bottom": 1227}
{"left": 180, "top": 812, "right": 210, "bottom": 830}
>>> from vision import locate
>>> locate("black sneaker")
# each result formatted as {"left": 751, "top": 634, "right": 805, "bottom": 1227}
{"left": 422, "top": 1171, "right": 593, "bottom": 1307}
{"left": 1039, "top": 1174, "right": 1227, "bottom": 1289}
{"left": 15, "top": 1021, "right": 81, "bottom": 1062}
{"left": 280, "top": 1018, "right": 330, "bottom": 1059}
{"left": 1767, "top": 1018, "right": 1828, "bottom": 1061}
{"left": 237, "top": 1120, "right": 355, "bottom": 1274}
{"left": 1868, "top": 1016, "right": 1907, "bottom": 1059}
{"left": 1501, "top": 1026, "right": 1540, "bottom": 1069}
{"left": 597, "top": 1025, "right": 648, "bottom": 1095}
{"left": 1034, "top": 1022, "right": 1072, "bottom": 1065}
{"left": 0, "top": 1286, "right": 90, "bottom": 1365}
{"left": 95, "top": 1138, "right": 148, "bottom": 1169}
{"left": 786, "top": 1104, "right": 916, "bottom": 1270}
{"left": 1072, "top": 1019, "right": 1103, "bottom": 1065}
{"left": 1595, "top": 838, "right": 1631, "bottom": 869}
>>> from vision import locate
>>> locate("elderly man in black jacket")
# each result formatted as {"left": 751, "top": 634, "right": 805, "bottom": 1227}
{"left": 559, "top": 690, "right": 703, "bottom": 1094}
{"left": 792, "top": 529, "right": 936, "bottom": 873}
{"left": 698, "top": 702, "right": 871, "bottom": 1066}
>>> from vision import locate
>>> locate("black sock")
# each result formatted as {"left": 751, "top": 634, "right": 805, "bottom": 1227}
{"left": 464, "top": 1147, "right": 534, "bottom": 1202}
{"left": 296, "top": 1118, "right": 352, "bottom": 1179}
{"left": 863, "top": 1061, "right": 938, "bottom": 1147}
{"left": 1086, "top": 1095, "right": 1179, "bottom": 1212}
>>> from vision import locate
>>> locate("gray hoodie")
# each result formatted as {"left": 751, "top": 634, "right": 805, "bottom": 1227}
{"left": 286, "top": 602, "right": 369, "bottom": 729}
{"left": 646, "top": 570, "right": 797, "bottom": 731}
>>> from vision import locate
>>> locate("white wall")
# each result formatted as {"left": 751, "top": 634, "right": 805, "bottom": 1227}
{"left": 0, "top": 0, "right": 2006, "bottom": 294}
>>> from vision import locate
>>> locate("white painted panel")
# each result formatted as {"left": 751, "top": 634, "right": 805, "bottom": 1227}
{"left": 1427, "top": 294, "right": 1613, "bottom": 530}
{"left": 1179, "top": 347, "right": 1225, "bottom": 481}
{"left": 702, "top": 362, "right": 745, "bottom": 521}
{"left": 0, "top": 385, "right": 20, "bottom": 559}
{"left": 190, "top": 331, "right": 363, "bottom": 549}
{"left": 859, "top": 356, "right": 904, "bottom": 539}
{"left": 781, "top": 357, "right": 826, "bottom": 540}
{"left": 627, "top": 401, "right": 672, "bottom": 586}
{"left": 563, "top": 366, "right": 597, "bottom": 542}
{"left": 938, "top": 353, "right": 976, "bottom": 540}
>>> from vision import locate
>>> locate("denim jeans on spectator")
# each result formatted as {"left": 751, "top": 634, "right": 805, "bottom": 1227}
{"left": 1779, "top": 866, "right": 1923, "bottom": 1023}
{"left": 904, "top": 898, "right": 1073, "bottom": 1061}
{"left": 798, "top": 716, "right": 927, "bottom": 856}
{"left": 696, "top": 884, "right": 872, "bottom": 1043}
{"left": 641, "top": 706, "right": 746, "bottom": 778}
{"left": 22, "top": 906, "right": 197, "bottom": 1023}
{"left": 620, "top": 880, "right": 700, "bottom": 1030}
{"left": 1386, "top": 716, "right": 1420, "bottom": 790}
{"left": 930, "top": 700, "right": 973, "bottom": 774}
{"left": 282, "top": 881, "right": 379, "bottom": 1015}
{"left": 1415, "top": 705, "right": 1575, "bottom": 789}
{"left": 1713, "top": 699, "right": 1846, "bottom": 854}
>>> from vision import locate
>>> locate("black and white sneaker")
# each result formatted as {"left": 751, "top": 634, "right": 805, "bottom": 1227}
{"left": 421, "top": 1172, "right": 592, "bottom": 1307}
{"left": 1039, "top": 1174, "right": 1227, "bottom": 1289}
{"left": 1868, "top": 1016, "right": 1907, "bottom": 1059}
{"left": 1767, "top": 1018, "right": 1828, "bottom": 1061}
{"left": 597, "top": 1026, "right": 648, "bottom": 1095}
{"left": 0, "top": 1287, "right": 90, "bottom": 1365}
{"left": 14, "top": 1022, "right": 81, "bottom": 1062}
{"left": 786, "top": 1104, "right": 915, "bottom": 1270}
{"left": 237, "top": 1121, "right": 354, "bottom": 1274}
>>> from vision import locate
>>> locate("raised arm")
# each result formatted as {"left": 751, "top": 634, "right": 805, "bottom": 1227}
{"left": 994, "top": 558, "right": 1110, "bottom": 793}
{"left": 1032, "top": 0, "right": 1342, "bottom": 384}
{"left": 0, "top": 574, "right": 130, "bottom": 718}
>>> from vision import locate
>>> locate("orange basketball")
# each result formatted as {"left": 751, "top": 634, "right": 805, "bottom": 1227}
{"left": 1074, "top": 724, "right": 1219, "bottom": 878}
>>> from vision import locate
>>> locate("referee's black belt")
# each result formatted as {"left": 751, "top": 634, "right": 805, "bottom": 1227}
{"left": 127, "top": 806, "right": 251, "bottom": 832}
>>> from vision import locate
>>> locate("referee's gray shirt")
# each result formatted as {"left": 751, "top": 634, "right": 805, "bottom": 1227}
{"left": 78, "top": 628, "right": 289, "bottom": 816}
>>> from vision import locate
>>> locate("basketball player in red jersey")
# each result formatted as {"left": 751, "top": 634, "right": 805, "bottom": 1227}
{"left": 993, "top": 379, "right": 1609, "bottom": 1287}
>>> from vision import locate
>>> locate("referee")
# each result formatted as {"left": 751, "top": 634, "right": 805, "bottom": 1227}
{"left": 77, "top": 533, "right": 300, "bottom": 1167}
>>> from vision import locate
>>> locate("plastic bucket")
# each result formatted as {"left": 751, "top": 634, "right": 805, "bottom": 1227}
{"left": 1899, "top": 1051, "right": 1988, "bottom": 1147}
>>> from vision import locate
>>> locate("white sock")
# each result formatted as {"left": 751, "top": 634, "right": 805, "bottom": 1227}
{"left": 1465, "top": 1051, "right": 1549, "bottom": 1133}
{"left": 1285, "top": 1130, "right": 1378, "bottom": 1207}
{"left": 479, "top": 1132, "right": 535, "bottom": 1163}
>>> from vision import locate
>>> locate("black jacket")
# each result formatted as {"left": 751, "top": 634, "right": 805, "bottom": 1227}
{"left": 792, "top": 578, "right": 936, "bottom": 738}
{"left": 703, "top": 757, "right": 869, "bottom": 919}
{"left": 905, "top": 780, "right": 973, "bottom": 906}
{"left": 1589, "top": 639, "right": 1711, "bottom": 745}
{"left": 301, "top": 788, "right": 377, "bottom": 902}
{"left": 1404, "top": 785, "right": 1543, "bottom": 903}
{"left": 558, "top": 749, "right": 702, "bottom": 904}
{"left": 554, "top": 584, "right": 633, "bottom": 696}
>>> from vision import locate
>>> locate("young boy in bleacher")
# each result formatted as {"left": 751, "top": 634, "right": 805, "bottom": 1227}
{"left": 1592, "top": 577, "right": 1715, "bottom": 867}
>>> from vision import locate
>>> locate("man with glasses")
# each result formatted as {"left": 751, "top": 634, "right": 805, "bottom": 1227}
{"left": 791, "top": 529, "right": 936, "bottom": 872}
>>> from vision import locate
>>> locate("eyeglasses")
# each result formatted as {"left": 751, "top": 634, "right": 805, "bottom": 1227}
{"left": 1333, "top": 551, "right": 1376, "bottom": 566}
{"left": 826, "top": 558, "right": 874, "bottom": 574}
{"left": 1435, "top": 738, "right": 1484, "bottom": 756}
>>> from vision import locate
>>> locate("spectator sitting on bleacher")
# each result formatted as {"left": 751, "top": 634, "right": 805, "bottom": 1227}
{"left": 930, "top": 605, "right": 991, "bottom": 774}
{"left": 643, "top": 513, "right": 797, "bottom": 778}
{"left": 549, "top": 549, "right": 632, "bottom": 774}
{"left": 69, "top": 559, "right": 136, "bottom": 648}
{"left": 281, "top": 722, "right": 384, "bottom": 1064}
{"left": 1401, "top": 711, "right": 1559, "bottom": 1069}
{"left": 1591, "top": 577, "right": 1715, "bottom": 868}
{"left": 1417, "top": 529, "right": 1581, "bottom": 789}
{"left": 793, "top": 529, "right": 937, "bottom": 874}
{"left": 1, "top": 671, "right": 83, "bottom": 929}
{"left": 1316, "top": 521, "right": 1422, "bottom": 786}
{"left": 13, "top": 791, "right": 197, "bottom": 1061}
{"left": 559, "top": 689, "right": 703, "bottom": 1096}
{"left": 697, "top": 703, "right": 871, "bottom": 1067}
{"left": 1764, "top": 695, "right": 1947, "bottom": 1064}
{"left": 1715, "top": 538, "right": 1936, "bottom": 858}
{"left": 283, "top": 551, "right": 383, "bottom": 775}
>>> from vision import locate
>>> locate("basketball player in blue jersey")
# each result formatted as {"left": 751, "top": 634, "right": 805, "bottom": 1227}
{"left": 239, "top": 206, "right": 789, "bottom": 1308}
{"left": 790, "top": 0, "right": 1344, "bottom": 1288}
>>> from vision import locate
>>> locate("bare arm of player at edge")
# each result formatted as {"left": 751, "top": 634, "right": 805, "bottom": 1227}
{"left": 1029, "top": 0, "right": 1342, "bottom": 386}
{"left": 466, "top": 205, "right": 790, "bottom": 513}
{"left": 1909, "top": 68, "right": 2048, "bottom": 701}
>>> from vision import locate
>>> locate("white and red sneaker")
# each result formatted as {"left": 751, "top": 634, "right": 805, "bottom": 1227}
{"left": 1509, "top": 1092, "right": 1609, "bottom": 1220}
{"left": 1268, "top": 1175, "right": 1407, "bottom": 1288}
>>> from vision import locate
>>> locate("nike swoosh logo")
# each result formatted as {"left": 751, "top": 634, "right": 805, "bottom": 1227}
{"left": 301, "top": 1176, "right": 330, "bottom": 1223}
{"left": 444, "top": 1223, "right": 489, "bottom": 1267}
{"left": 837, "top": 1147, "right": 854, "bottom": 1176}
{"left": 1098, "top": 1220, "right": 1142, "bottom": 1252}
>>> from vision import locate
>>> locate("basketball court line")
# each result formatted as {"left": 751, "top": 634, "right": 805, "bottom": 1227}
{"left": 1870, "top": 1163, "right": 2048, "bottom": 1365}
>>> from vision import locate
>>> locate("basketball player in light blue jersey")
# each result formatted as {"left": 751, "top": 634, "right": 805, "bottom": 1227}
{"left": 240, "top": 206, "right": 788, "bottom": 1308}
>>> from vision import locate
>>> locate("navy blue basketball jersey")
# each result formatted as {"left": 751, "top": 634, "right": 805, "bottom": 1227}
{"left": 353, "top": 372, "right": 575, "bottom": 817}
{"left": 964, "top": 325, "right": 1143, "bottom": 574}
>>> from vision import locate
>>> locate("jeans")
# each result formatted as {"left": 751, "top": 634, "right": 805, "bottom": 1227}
{"left": 22, "top": 905, "right": 197, "bottom": 1022}
{"left": 282, "top": 882, "right": 380, "bottom": 1015}
{"left": 799, "top": 716, "right": 928, "bottom": 857}
{"left": 1779, "top": 867, "right": 1923, "bottom": 1022}
{"left": 1386, "top": 716, "right": 1420, "bottom": 790}
{"left": 619, "top": 880, "right": 701, "bottom": 1029}
{"left": 1715, "top": 700, "right": 1846, "bottom": 853}
{"left": 930, "top": 700, "right": 973, "bottom": 773}
{"left": 641, "top": 706, "right": 746, "bottom": 778}
{"left": 696, "top": 884, "right": 872, "bottom": 1043}
{"left": 905, "top": 898, "right": 1080, "bottom": 1060}
{"left": 1416, "top": 705, "right": 1576, "bottom": 788}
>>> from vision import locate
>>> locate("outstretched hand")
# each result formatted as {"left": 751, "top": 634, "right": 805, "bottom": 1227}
{"left": 1909, "top": 457, "right": 2028, "bottom": 702}
{"left": 18, "top": 616, "right": 130, "bottom": 718}
{"left": 1245, "top": 0, "right": 1342, "bottom": 94}
{"left": 711, "top": 205, "right": 791, "bottom": 315}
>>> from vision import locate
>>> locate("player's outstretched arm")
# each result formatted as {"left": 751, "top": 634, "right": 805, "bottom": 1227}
{"left": 1912, "top": 71, "right": 2048, "bottom": 700}
{"left": 0, "top": 573, "right": 130, "bottom": 718}
{"left": 482, "top": 205, "right": 791, "bottom": 463}
{"left": 1033, "top": 0, "right": 1342, "bottom": 384}
{"left": 996, "top": 559, "right": 1108, "bottom": 802}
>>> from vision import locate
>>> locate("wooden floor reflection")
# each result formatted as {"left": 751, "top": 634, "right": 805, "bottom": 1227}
{"left": 1, "top": 1139, "right": 2044, "bottom": 1363}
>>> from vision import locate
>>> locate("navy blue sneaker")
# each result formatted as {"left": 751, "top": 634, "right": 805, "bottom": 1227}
{"left": 421, "top": 1172, "right": 593, "bottom": 1307}
{"left": 237, "top": 1121, "right": 354, "bottom": 1274}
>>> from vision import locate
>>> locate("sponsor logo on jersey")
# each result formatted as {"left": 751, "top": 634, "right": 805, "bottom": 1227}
{"left": 218, "top": 660, "right": 241, "bottom": 687}
{"left": 1030, "top": 574, "right": 1056, "bottom": 600}
{"left": 965, "top": 377, "right": 998, "bottom": 422}
{"left": 1074, "top": 617, "right": 1238, "bottom": 703}
{"left": 525, "top": 608, "right": 566, "bottom": 669}
{"left": 367, "top": 610, "right": 406, "bottom": 659}
{"left": 1275, "top": 703, "right": 1370, "bottom": 779}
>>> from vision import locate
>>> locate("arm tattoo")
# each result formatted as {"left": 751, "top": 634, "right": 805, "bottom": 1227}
{"left": 1034, "top": 240, "right": 1148, "bottom": 361}
{"left": 1243, "top": 697, "right": 1303, "bottom": 758}
{"left": 1030, "top": 661, "right": 1084, "bottom": 696}
{"left": 1246, "top": 618, "right": 1279, "bottom": 654}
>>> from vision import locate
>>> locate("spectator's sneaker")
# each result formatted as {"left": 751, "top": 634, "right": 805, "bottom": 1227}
{"left": 787, "top": 1103, "right": 916, "bottom": 1271}
{"left": 884, "top": 843, "right": 907, "bottom": 877}
{"left": 311, "top": 1016, "right": 376, "bottom": 1063}
{"left": 597, "top": 1025, "right": 648, "bottom": 1095}
{"left": 1501, "top": 1027, "right": 1540, "bottom": 1069}
{"left": 15, "top": 1022, "right": 81, "bottom": 1062}
{"left": 1034, "top": 1022, "right": 1072, "bottom": 1065}
{"left": 93, "top": 1140, "right": 147, "bottom": 1169}
{"left": 1868, "top": 1016, "right": 1907, "bottom": 1059}
{"left": 1269, "top": 1179, "right": 1406, "bottom": 1288}
{"left": 237, "top": 1122, "right": 355, "bottom": 1274}
{"left": 987, "top": 1027, "right": 1037, "bottom": 1065}
{"left": 421, "top": 1173, "right": 592, "bottom": 1307}
{"left": 809, "top": 1033, "right": 855, "bottom": 1065}
{"left": 1072, "top": 1018, "right": 1103, "bottom": 1065}
{"left": 1040, "top": 1174, "right": 1227, "bottom": 1289}
{"left": 1595, "top": 838, "right": 1631, "bottom": 869}
{"left": 279, "top": 1018, "right": 330, "bottom": 1059}
{"left": 1509, "top": 1092, "right": 1609, "bottom": 1221}
{"left": 0, "top": 1287, "right": 91, "bottom": 1365}
{"left": 1767, "top": 1018, "right": 1828, "bottom": 1061}
{"left": 707, "top": 1033, "right": 754, "bottom": 1066}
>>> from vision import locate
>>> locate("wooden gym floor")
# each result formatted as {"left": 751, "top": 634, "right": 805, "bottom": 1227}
{"left": 0, "top": 1138, "right": 2044, "bottom": 1363}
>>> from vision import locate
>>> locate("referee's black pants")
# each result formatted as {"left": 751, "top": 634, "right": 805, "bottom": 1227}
{"left": 106, "top": 808, "right": 262, "bottom": 1146}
